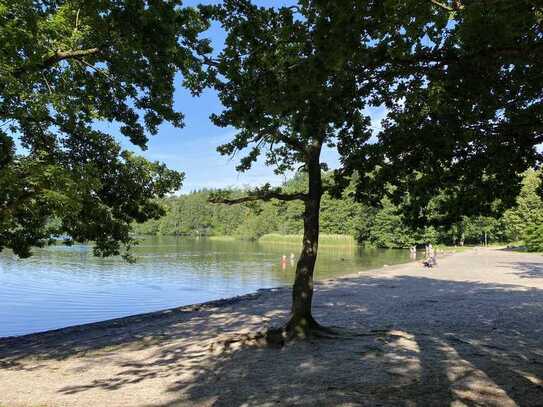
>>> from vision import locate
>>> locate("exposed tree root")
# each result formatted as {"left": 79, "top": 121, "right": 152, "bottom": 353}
{"left": 209, "top": 320, "right": 420, "bottom": 353}
{"left": 265, "top": 323, "right": 339, "bottom": 346}
{"left": 207, "top": 319, "right": 342, "bottom": 352}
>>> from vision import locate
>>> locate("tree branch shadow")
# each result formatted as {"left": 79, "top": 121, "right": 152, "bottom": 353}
{"left": 505, "top": 261, "right": 543, "bottom": 279}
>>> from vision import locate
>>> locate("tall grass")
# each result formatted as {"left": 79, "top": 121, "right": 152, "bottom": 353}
{"left": 206, "top": 235, "right": 237, "bottom": 241}
{"left": 259, "top": 233, "right": 356, "bottom": 246}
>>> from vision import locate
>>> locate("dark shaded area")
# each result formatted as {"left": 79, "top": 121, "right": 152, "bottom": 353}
{"left": 1, "top": 272, "right": 543, "bottom": 406}
{"left": 507, "top": 262, "right": 543, "bottom": 279}
{"left": 0, "top": 289, "right": 288, "bottom": 368}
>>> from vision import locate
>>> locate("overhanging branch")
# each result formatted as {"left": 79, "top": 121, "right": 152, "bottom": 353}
{"left": 430, "top": 0, "right": 453, "bottom": 11}
{"left": 430, "top": 0, "right": 464, "bottom": 11}
{"left": 14, "top": 48, "right": 101, "bottom": 77}
{"left": 384, "top": 42, "right": 543, "bottom": 71}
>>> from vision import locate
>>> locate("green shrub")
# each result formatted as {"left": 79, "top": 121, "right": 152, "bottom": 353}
{"left": 524, "top": 223, "right": 543, "bottom": 252}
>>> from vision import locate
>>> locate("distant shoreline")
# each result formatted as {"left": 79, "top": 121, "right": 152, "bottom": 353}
{"left": 135, "top": 233, "right": 359, "bottom": 246}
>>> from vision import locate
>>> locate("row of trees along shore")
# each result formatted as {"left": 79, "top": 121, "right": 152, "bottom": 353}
{"left": 133, "top": 169, "right": 543, "bottom": 251}
{"left": 2, "top": 0, "right": 542, "bottom": 339}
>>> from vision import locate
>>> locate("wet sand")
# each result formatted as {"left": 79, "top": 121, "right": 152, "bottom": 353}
{"left": 1, "top": 247, "right": 543, "bottom": 406}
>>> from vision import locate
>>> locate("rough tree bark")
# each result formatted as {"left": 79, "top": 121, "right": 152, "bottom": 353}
{"left": 283, "top": 142, "right": 328, "bottom": 338}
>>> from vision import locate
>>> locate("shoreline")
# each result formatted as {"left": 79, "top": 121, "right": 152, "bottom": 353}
{"left": 0, "top": 250, "right": 422, "bottom": 342}
{"left": 2, "top": 247, "right": 543, "bottom": 406}
{"left": 0, "top": 246, "right": 464, "bottom": 343}
{"left": 0, "top": 285, "right": 289, "bottom": 344}
{"left": 0, "top": 247, "right": 504, "bottom": 348}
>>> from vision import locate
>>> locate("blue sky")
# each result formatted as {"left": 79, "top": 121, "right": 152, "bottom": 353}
{"left": 105, "top": 0, "right": 389, "bottom": 193}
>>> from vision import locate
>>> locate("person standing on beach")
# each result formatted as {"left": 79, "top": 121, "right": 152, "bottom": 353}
{"left": 428, "top": 244, "right": 437, "bottom": 266}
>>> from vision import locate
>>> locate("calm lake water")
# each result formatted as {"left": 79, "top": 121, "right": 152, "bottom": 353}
{"left": 0, "top": 237, "right": 411, "bottom": 338}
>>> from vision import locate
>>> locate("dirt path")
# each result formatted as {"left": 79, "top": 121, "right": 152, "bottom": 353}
{"left": 1, "top": 248, "right": 543, "bottom": 406}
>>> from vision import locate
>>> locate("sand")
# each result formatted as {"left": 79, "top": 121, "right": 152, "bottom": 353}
{"left": 1, "top": 247, "right": 543, "bottom": 406}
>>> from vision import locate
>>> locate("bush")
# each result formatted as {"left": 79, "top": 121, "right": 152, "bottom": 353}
{"left": 524, "top": 223, "right": 543, "bottom": 252}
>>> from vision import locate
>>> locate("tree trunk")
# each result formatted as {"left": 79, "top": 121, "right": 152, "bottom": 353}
{"left": 285, "top": 146, "right": 323, "bottom": 337}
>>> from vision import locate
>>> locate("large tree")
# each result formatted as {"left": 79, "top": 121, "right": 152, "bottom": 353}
{"left": 202, "top": 0, "right": 542, "bottom": 338}
{"left": 0, "top": 0, "right": 209, "bottom": 257}
{"left": 201, "top": 0, "right": 383, "bottom": 338}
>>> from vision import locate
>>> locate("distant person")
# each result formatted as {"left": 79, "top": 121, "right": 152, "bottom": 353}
{"left": 423, "top": 244, "right": 434, "bottom": 268}
{"left": 428, "top": 244, "right": 437, "bottom": 266}
{"left": 280, "top": 255, "right": 288, "bottom": 270}
{"left": 410, "top": 246, "right": 417, "bottom": 260}
{"left": 290, "top": 253, "right": 295, "bottom": 266}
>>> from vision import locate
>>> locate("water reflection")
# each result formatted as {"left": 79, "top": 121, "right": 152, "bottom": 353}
{"left": 0, "top": 236, "right": 410, "bottom": 337}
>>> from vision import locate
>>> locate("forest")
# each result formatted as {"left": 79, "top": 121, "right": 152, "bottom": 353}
{"left": 134, "top": 169, "right": 543, "bottom": 252}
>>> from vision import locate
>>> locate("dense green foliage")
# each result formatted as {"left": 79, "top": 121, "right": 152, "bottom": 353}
{"left": 134, "top": 174, "right": 371, "bottom": 242}
{"left": 343, "top": 0, "right": 543, "bottom": 227}
{"left": 135, "top": 170, "right": 543, "bottom": 251}
{"left": 0, "top": 0, "right": 209, "bottom": 257}
{"left": 525, "top": 224, "right": 543, "bottom": 252}
{"left": 503, "top": 169, "right": 543, "bottom": 251}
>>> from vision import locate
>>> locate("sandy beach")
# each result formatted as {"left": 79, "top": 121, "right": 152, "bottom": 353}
{"left": 1, "top": 247, "right": 543, "bottom": 406}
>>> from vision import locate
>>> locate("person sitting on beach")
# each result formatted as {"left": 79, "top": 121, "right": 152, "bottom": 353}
{"left": 423, "top": 244, "right": 435, "bottom": 268}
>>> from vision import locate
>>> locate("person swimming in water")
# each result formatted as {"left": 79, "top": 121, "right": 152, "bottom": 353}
{"left": 280, "top": 255, "right": 288, "bottom": 270}
{"left": 410, "top": 246, "right": 417, "bottom": 260}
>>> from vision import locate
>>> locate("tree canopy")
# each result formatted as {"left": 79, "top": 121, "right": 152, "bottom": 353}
{"left": 0, "top": 0, "right": 210, "bottom": 257}
{"left": 342, "top": 0, "right": 543, "bottom": 225}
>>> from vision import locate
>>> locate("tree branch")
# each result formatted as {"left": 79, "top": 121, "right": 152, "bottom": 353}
{"left": 14, "top": 48, "right": 101, "bottom": 77}
{"left": 42, "top": 48, "right": 101, "bottom": 66}
{"left": 430, "top": 0, "right": 464, "bottom": 11}
{"left": 384, "top": 42, "right": 543, "bottom": 71}
{"left": 74, "top": 57, "right": 113, "bottom": 80}
{"left": 277, "top": 133, "right": 306, "bottom": 152}
{"left": 198, "top": 54, "right": 220, "bottom": 68}
{"left": 430, "top": 0, "right": 453, "bottom": 11}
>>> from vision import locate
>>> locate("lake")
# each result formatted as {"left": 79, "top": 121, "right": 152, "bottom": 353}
{"left": 0, "top": 236, "right": 412, "bottom": 338}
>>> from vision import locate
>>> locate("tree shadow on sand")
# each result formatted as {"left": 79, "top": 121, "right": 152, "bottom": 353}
{"left": 506, "top": 261, "right": 543, "bottom": 279}
{"left": 2, "top": 274, "right": 543, "bottom": 406}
